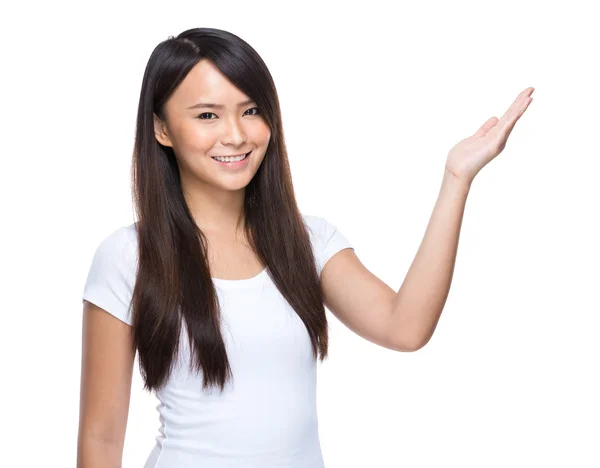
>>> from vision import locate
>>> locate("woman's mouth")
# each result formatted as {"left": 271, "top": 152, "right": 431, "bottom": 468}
{"left": 211, "top": 151, "right": 251, "bottom": 168}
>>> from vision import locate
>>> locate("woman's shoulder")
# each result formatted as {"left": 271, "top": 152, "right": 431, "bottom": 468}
{"left": 89, "top": 222, "right": 139, "bottom": 273}
{"left": 300, "top": 213, "right": 353, "bottom": 274}
{"left": 96, "top": 222, "right": 138, "bottom": 253}
{"left": 301, "top": 213, "right": 327, "bottom": 234}
{"left": 301, "top": 213, "right": 340, "bottom": 241}
{"left": 82, "top": 223, "right": 138, "bottom": 326}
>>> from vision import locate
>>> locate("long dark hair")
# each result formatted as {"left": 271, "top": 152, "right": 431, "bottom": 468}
{"left": 130, "top": 28, "right": 327, "bottom": 392}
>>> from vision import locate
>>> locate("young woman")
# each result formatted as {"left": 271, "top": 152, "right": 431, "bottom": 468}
{"left": 77, "top": 27, "right": 534, "bottom": 467}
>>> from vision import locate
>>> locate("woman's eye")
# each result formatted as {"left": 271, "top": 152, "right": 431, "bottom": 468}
{"left": 197, "top": 108, "right": 259, "bottom": 120}
{"left": 244, "top": 107, "right": 260, "bottom": 116}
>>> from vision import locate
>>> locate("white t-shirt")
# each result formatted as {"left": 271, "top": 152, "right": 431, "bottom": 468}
{"left": 81, "top": 214, "right": 353, "bottom": 468}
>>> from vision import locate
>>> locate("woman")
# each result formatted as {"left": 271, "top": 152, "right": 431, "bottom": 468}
{"left": 77, "top": 27, "right": 534, "bottom": 467}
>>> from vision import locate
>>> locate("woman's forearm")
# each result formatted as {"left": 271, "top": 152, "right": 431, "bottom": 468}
{"left": 77, "top": 435, "right": 123, "bottom": 468}
{"left": 390, "top": 169, "right": 470, "bottom": 348}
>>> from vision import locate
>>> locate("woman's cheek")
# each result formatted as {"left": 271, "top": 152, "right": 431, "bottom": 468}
{"left": 187, "top": 127, "right": 216, "bottom": 153}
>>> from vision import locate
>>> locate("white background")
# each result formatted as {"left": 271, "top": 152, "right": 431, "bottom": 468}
{"left": 1, "top": 0, "right": 598, "bottom": 466}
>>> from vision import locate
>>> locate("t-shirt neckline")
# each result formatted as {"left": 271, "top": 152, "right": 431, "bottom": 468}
{"left": 211, "top": 267, "right": 269, "bottom": 289}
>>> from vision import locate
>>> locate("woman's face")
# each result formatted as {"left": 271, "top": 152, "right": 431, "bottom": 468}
{"left": 154, "top": 59, "right": 271, "bottom": 194}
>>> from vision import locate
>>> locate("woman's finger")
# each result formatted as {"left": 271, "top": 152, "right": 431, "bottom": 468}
{"left": 497, "top": 87, "right": 534, "bottom": 135}
{"left": 473, "top": 116, "right": 499, "bottom": 138}
{"left": 502, "top": 95, "right": 533, "bottom": 137}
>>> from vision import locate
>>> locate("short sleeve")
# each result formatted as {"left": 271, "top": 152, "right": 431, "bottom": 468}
{"left": 303, "top": 214, "right": 354, "bottom": 277}
{"left": 82, "top": 225, "right": 138, "bottom": 325}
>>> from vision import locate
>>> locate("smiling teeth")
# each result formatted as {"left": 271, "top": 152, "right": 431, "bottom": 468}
{"left": 213, "top": 153, "right": 248, "bottom": 162}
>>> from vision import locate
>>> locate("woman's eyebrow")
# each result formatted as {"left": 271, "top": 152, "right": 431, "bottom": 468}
{"left": 187, "top": 98, "right": 255, "bottom": 110}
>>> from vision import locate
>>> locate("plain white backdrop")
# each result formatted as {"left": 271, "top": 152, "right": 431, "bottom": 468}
{"left": 1, "top": 0, "right": 598, "bottom": 466}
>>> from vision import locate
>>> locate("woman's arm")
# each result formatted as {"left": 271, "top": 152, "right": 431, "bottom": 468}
{"left": 77, "top": 301, "right": 135, "bottom": 468}
{"left": 320, "top": 87, "right": 534, "bottom": 351}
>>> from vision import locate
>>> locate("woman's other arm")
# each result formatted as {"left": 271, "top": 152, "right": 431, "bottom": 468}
{"left": 77, "top": 301, "right": 135, "bottom": 468}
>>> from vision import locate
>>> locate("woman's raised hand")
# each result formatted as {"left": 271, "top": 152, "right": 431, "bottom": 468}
{"left": 444, "top": 86, "right": 535, "bottom": 186}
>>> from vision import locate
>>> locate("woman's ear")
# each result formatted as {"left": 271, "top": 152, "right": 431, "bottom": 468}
{"left": 153, "top": 113, "right": 173, "bottom": 147}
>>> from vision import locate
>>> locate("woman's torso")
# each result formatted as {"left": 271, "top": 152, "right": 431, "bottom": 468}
{"left": 143, "top": 252, "right": 325, "bottom": 468}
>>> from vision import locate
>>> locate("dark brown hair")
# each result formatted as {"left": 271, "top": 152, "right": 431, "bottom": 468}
{"left": 130, "top": 27, "right": 327, "bottom": 392}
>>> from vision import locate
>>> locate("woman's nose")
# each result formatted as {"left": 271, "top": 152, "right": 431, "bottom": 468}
{"left": 220, "top": 117, "right": 247, "bottom": 147}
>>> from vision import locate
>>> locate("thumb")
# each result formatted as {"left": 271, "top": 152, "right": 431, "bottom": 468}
{"left": 473, "top": 116, "right": 499, "bottom": 138}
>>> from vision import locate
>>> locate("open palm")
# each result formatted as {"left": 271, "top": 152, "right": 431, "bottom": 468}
{"left": 445, "top": 86, "right": 535, "bottom": 186}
